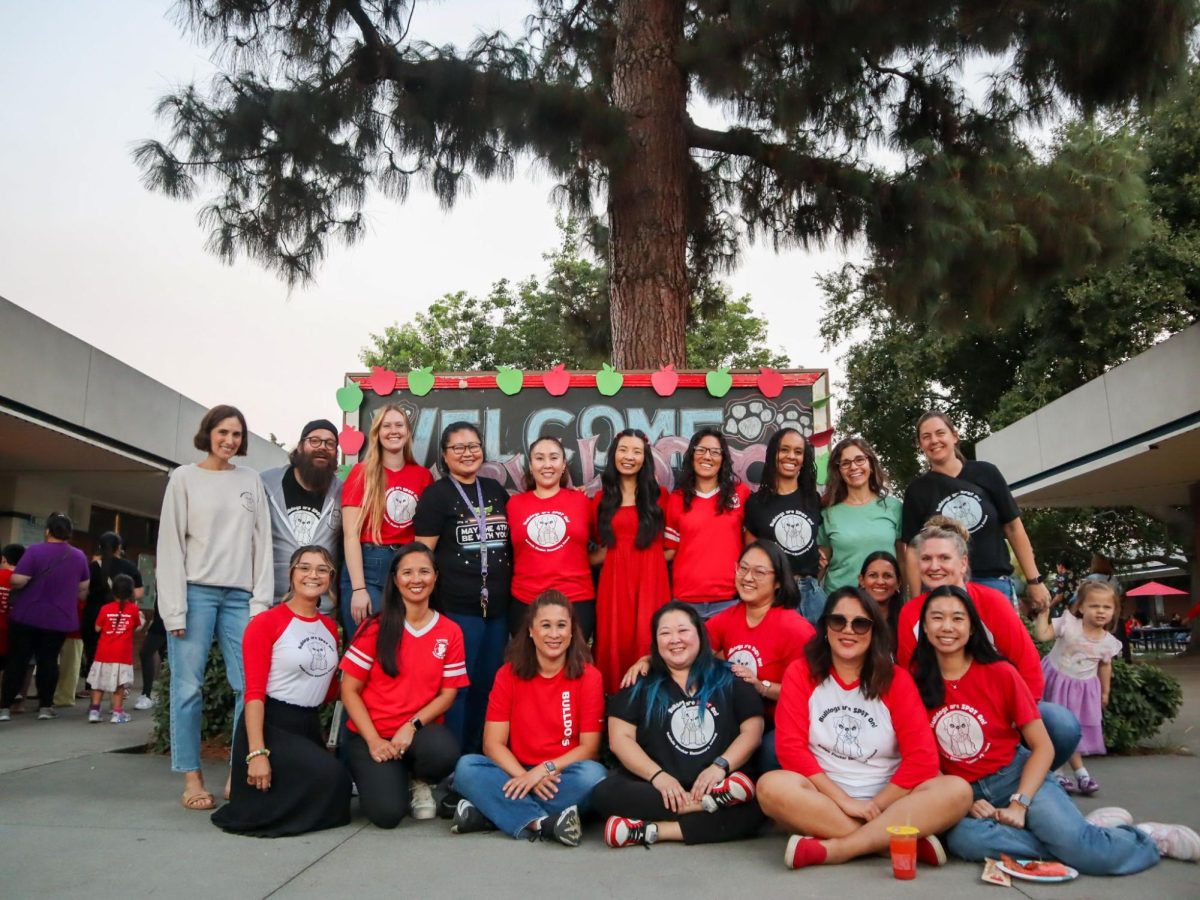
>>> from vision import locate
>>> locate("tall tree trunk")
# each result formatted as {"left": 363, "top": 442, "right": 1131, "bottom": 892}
{"left": 608, "top": 0, "right": 689, "bottom": 369}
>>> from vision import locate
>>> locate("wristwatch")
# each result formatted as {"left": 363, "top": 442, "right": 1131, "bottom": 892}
{"left": 760, "top": 680, "right": 772, "bottom": 694}
{"left": 1028, "top": 574, "right": 1045, "bottom": 585}
{"left": 1009, "top": 792, "right": 1031, "bottom": 809}
{"left": 713, "top": 756, "right": 731, "bottom": 773}
{"left": 410, "top": 717, "right": 424, "bottom": 732}
{"left": 544, "top": 761, "right": 558, "bottom": 775}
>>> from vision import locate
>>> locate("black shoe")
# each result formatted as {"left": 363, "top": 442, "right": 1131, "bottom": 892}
{"left": 450, "top": 799, "right": 493, "bottom": 835}
{"left": 537, "top": 805, "right": 582, "bottom": 847}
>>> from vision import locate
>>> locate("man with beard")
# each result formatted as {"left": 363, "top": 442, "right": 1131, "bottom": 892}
{"left": 262, "top": 420, "right": 343, "bottom": 613}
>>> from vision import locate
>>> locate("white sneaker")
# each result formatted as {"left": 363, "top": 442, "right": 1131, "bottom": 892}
{"left": 1137, "top": 822, "right": 1200, "bottom": 861}
{"left": 37, "top": 707, "right": 58, "bottom": 720}
{"left": 88, "top": 708, "right": 102, "bottom": 723}
{"left": 410, "top": 779, "right": 436, "bottom": 820}
{"left": 134, "top": 695, "right": 156, "bottom": 710}
{"left": 0, "top": 708, "right": 10, "bottom": 722}
{"left": 1086, "top": 807, "right": 1133, "bottom": 828}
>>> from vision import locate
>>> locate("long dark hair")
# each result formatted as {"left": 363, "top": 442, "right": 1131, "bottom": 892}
{"left": 522, "top": 435, "right": 571, "bottom": 491}
{"left": 911, "top": 585, "right": 1008, "bottom": 709}
{"left": 95, "top": 531, "right": 123, "bottom": 600}
{"left": 739, "top": 541, "right": 799, "bottom": 610}
{"left": 370, "top": 543, "right": 439, "bottom": 678}
{"left": 821, "top": 437, "right": 889, "bottom": 508}
{"left": 804, "top": 587, "right": 894, "bottom": 700}
{"left": 758, "top": 428, "right": 818, "bottom": 503}
{"left": 506, "top": 590, "right": 591, "bottom": 680}
{"left": 597, "top": 429, "right": 664, "bottom": 550}
{"left": 111, "top": 573, "right": 135, "bottom": 614}
{"left": 859, "top": 550, "right": 903, "bottom": 654}
{"left": 677, "top": 428, "right": 738, "bottom": 512}
{"left": 632, "top": 601, "right": 733, "bottom": 726}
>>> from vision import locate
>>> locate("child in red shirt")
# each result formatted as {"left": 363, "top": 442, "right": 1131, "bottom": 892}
{"left": 87, "top": 574, "right": 144, "bottom": 724}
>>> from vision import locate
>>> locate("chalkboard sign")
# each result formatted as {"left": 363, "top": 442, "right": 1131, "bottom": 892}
{"left": 343, "top": 369, "right": 831, "bottom": 495}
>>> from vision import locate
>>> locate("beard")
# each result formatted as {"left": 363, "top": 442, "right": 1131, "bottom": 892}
{"left": 293, "top": 448, "right": 336, "bottom": 494}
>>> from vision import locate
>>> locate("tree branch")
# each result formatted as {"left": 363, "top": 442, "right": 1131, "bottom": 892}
{"left": 684, "top": 121, "right": 872, "bottom": 191}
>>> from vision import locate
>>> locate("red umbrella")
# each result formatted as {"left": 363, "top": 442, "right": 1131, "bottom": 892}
{"left": 1125, "top": 581, "right": 1188, "bottom": 597}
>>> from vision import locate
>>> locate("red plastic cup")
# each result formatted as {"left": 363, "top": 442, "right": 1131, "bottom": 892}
{"left": 887, "top": 825, "right": 919, "bottom": 880}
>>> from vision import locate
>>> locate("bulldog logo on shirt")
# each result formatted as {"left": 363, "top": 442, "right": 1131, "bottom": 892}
{"left": 523, "top": 511, "right": 569, "bottom": 552}
{"left": 667, "top": 700, "right": 718, "bottom": 755}
{"left": 432, "top": 638, "right": 449, "bottom": 660}
{"left": 833, "top": 715, "right": 865, "bottom": 760}
{"left": 937, "top": 491, "right": 986, "bottom": 533}
{"left": 769, "top": 511, "right": 814, "bottom": 554}
{"left": 287, "top": 507, "right": 320, "bottom": 544}
{"left": 298, "top": 635, "right": 335, "bottom": 676}
{"left": 384, "top": 486, "right": 419, "bottom": 527}
{"left": 726, "top": 645, "right": 761, "bottom": 677}
{"left": 931, "top": 705, "right": 987, "bottom": 762}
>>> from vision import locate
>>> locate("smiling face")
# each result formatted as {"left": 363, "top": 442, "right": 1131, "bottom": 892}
{"left": 290, "top": 551, "right": 333, "bottom": 601}
{"left": 443, "top": 428, "right": 484, "bottom": 479}
{"left": 394, "top": 551, "right": 437, "bottom": 605}
{"left": 859, "top": 559, "right": 899, "bottom": 608}
{"left": 835, "top": 442, "right": 872, "bottom": 489}
{"left": 826, "top": 596, "right": 873, "bottom": 665}
{"left": 774, "top": 431, "right": 805, "bottom": 484}
{"left": 612, "top": 435, "right": 646, "bottom": 478}
{"left": 918, "top": 415, "right": 959, "bottom": 467}
{"left": 209, "top": 416, "right": 244, "bottom": 462}
{"left": 529, "top": 439, "right": 566, "bottom": 491}
{"left": 376, "top": 409, "right": 410, "bottom": 456}
{"left": 530, "top": 602, "right": 573, "bottom": 664}
{"left": 918, "top": 537, "right": 968, "bottom": 589}
{"left": 656, "top": 610, "right": 701, "bottom": 671}
{"left": 691, "top": 435, "right": 723, "bottom": 482}
{"left": 923, "top": 594, "right": 971, "bottom": 656}
{"left": 735, "top": 546, "right": 778, "bottom": 607}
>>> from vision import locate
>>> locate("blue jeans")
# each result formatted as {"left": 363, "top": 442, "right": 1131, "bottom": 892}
{"left": 679, "top": 598, "right": 738, "bottom": 619}
{"left": 946, "top": 747, "right": 1159, "bottom": 875}
{"left": 443, "top": 612, "right": 508, "bottom": 754}
{"left": 454, "top": 754, "right": 608, "bottom": 838}
{"left": 339, "top": 544, "right": 396, "bottom": 640}
{"left": 971, "top": 576, "right": 1018, "bottom": 609}
{"left": 754, "top": 727, "right": 779, "bottom": 773}
{"left": 797, "top": 576, "right": 827, "bottom": 626}
{"left": 167, "top": 585, "right": 251, "bottom": 773}
{"left": 1038, "top": 700, "right": 1082, "bottom": 771}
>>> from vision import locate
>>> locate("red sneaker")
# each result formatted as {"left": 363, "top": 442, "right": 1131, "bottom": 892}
{"left": 701, "top": 771, "right": 755, "bottom": 812}
{"left": 916, "top": 834, "right": 947, "bottom": 866}
{"left": 604, "top": 816, "right": 658, "bottom": 848}
{"left": 784, "top": 834, "right": 829, "bottom": 870}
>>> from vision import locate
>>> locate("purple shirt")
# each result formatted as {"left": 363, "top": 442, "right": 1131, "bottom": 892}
{"left": 11, "top": 542, "right": 89, "bottom": 632}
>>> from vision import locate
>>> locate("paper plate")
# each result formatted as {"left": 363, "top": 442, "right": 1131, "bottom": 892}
{"left": 996, "top": 860, "right": 1080, "bottom": 883}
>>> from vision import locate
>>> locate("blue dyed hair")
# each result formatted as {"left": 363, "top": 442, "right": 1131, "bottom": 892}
{"left": 632, "top": 601, "right": 733, "bottom": 727}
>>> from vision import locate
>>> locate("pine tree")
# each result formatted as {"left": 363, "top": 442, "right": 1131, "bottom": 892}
{"left": 136, "top": 1, "right": 1197, "bottom": 366}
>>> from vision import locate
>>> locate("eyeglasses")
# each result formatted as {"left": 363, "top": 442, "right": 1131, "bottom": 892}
{"left": 694, "top": 446, "right": 724, "bottom": 458}
{"left": 304, "top": 437, "right": 337, "bottom": 450}
{"left": 838, "top": 455, "right": 870, "bottom": 470}
{"left": 295, "top": 563, "right": 334, "bottom": 577}
{"left": 736, "top": 562, "right": 774, "bottom": 580}
{"left": 825, "top": 614, "right": 874, "bottom": 634}
{"left": 447, "top": 442, "right": 483, "bottom": 456}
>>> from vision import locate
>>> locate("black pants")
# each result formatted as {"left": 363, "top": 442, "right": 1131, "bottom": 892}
{"left": 2, "top": 622, "right": 67, "bottom": 709}
{"left": 139, "top": 624, "right": 167, "bottom": 696}
{"left": 508, "top": 599, "right": 596, "bottom": 644}
{"left": 346, "top": 724, "right": 460, "bottom": 828}
{"left": 590, "top": 769, "right": 765, "bottom": 845}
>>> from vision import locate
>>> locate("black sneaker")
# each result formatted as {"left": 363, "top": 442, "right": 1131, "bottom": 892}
{"left": 537, "top": 805, "right": 582, "bottom": 847}
{"left": 450, "top": 799, "right": 493, "bottom": 835}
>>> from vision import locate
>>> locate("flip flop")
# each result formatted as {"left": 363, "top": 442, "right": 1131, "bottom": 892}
{"left": 181, "top": 789, "right": 215, "bottom": 811}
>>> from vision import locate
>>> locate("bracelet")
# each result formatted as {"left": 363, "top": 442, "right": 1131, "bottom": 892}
{"left": 352, "top": 586, "right": 366, "bottom": 593}
{"left": 648, "top": 768, "right": 665, "bottom": 785}
{"left": 245, "top": 748, "right": 271, "bottom": 764}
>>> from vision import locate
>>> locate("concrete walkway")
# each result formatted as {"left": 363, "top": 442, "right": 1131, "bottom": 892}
{"left": 2, "top": 665, "right": 1199, "bottom": 900}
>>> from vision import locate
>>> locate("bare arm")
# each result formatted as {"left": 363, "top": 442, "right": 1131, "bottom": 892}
{"left": 1098, "top": 659, "right": 1113, "bottom": 706}
{"left": 10, "top": 573, "right": 30, "bottom": 588}
{"left": 341, "top": 506, "right": 371, "bottom": 625}
{"left": 1003, "top": 518, "right": 1050, "bottom": 609}
{"left": 1031, "top": 605, "right": 1054, "bottom": 642}
{"left": 77, "top": 578, "right": 90, "bottom": 599}
{"left": 482, "top": 721, "right": 529, "bottom": 778}
{"left": 995, "top": 718, "right": 1055, "bottom": 829}
{"left": 244, "top": 699, "right": 272, "bottom": 791}
{"left": 903, "top": 543, "right": 922, "bottom": 598}
{"left": 389, "top": 685, "right": 459, "bottom": 752}
{"left": 339, "top": 672, "right": 395, "bottom": 760}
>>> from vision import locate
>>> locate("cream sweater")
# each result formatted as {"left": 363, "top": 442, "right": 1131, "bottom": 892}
{"left": 155, "top": 464, "right": 273, "bottom": 631}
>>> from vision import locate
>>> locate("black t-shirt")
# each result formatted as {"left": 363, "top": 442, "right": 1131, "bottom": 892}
{"left": 608, "top": 675, "right": 763, "bottom": 788}
{"left": 743, "top": 488, "right": 823, "bottom": 577}
{"left": 900, "top": 460, "right": 1021, "bottom": 578}
{"left": 282, "top": 467, "right": 326, "bottom": 545}
{"left": 412, "top": 476, "right": 512, "bottom": 618}
{"left": 86, "top": 557, "right": 144, "bottom": 608}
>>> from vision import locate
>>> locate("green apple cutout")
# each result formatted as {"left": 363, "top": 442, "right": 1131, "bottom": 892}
{"left": 496, "top": 366, "right": 524, "bottom": 395}
{"left": 408, "top": 367, "right": 435, "bottom": 396}
{"left": 706, "top": 367, "right": 733, "bottom": 397}
{"left": 815, "top": 450, "right": 830, "bottom": 485}
{"left": 595, "top": 363, "right": 624, "bottom": 396}
{"left": 335, "top": 382, "right": 364, "bottom": 412}
{"left": 336, "top": 463, "right": 353, "bottom": 482}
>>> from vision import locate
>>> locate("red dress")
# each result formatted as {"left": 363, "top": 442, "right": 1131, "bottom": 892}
{"left": 592, "top": 490, "right": 671, "bottom": 695}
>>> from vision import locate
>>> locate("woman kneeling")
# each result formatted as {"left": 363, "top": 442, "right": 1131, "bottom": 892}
{"left": 451, "top": 591, "right": 607, "bottom": 844}
{"left": 758, "top": 587, "right": 972, "bottom": 869}
{"left": 593, "top": 601, "right": 765, "bottom": 847}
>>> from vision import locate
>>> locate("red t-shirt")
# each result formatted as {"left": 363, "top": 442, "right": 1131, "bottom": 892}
{"left": 341, "top": 462, "right": 434, "bottom": 544}
{"left": 706, "top": 604, "right": 815, "bottom": 719}
{"left": 93, "top": 601, "right": 141, "bottom": 665}
{"left": 340, "top": 612, "right": 469, "bottom": 737}
{"left": 927, "top": 660, "right": 1041, "bottom": 782}
{"left": 897, "top": 582, "right": 1045, "bottom": 701}
{"left": 507, "top": 488, "right": 596, "bottom": 603}
{"left": 664, "top": 483, "right": 750, "bottom": 602}
{"left": 486, "top": 662, "right": 605, "bottom": 766}
{"left": 242, "top": 603, "right": 340, "bottom": 706}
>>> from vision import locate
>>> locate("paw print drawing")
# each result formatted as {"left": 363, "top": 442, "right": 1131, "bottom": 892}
{"left": 723, "top": 399, "right": 777, "bottom": 443}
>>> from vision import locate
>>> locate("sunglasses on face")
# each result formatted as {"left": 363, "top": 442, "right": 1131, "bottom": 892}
{"left": 825, "top": 613, "right": 874, "bottom": 634}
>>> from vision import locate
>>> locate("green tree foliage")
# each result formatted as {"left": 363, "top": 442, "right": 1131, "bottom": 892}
{"left": 135, "top": 1, "right": 1198, "bottom": 366}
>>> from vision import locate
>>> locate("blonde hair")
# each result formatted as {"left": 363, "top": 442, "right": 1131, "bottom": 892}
{"left": 361, "top": 403, "right": 416, "bottom": 543}
{"left": 916, "top": 410, "right": 967, "bottom": 464}
{"left": 1072, "top": 580, "right": 1120, "bottom": 632}
{"left": 282, "top": 545, "right": 338, "bottom": 605}
{"left": 911, "top": 515, "right": 971, "bottom": 560}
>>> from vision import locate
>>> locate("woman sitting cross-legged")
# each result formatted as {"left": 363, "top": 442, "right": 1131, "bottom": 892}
{"left": 758, "top": 587, "right": 972, "bottom": 870}
{"left": 450, "top": 590, "right": 608, "bottom": 845}
{"left": 593, "top": 601, "right": 765, "bottom": 848}
{"left": 913, "top": 585, "right": 1199, "bottom": 872}
{"left": 340, "top": 543, "right": 468, "bottom": 828}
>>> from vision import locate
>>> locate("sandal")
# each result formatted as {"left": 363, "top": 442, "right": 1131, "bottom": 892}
{"left": 181, "top": 789, "right": 216, "bottom": 811}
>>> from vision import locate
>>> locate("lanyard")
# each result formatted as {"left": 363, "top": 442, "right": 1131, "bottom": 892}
{"left": 450, "top": 477, "right": 490, "bottom": 615}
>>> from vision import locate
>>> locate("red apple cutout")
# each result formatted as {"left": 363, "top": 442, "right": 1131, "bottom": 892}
{"left": 651, "top": 364, "right": 679, "bottom": 397}
{"left": 757, "top": 367, "right": 784, "bottom": 398}
{"left": 809, "top": 428, "right": 834, "bottom": 450}
{"left": 543, "top": 363, "right": 570, "bottom": 396}
{"left": 369, "top": 366, "right": 397, "bottom": 395}
{"left": 339, "top": 425, "right": 366, "bottom": 456}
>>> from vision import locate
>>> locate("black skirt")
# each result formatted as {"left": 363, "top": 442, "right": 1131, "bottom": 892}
{"left": 211, "top": 697, "right": 352, "bottom": 838}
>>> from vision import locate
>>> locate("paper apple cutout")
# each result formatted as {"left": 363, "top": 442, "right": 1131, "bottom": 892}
{"left": 369, "top": 366, "right": 397, "bottom": 395}
{"left": 496, "top": 366, "right": 524, "bottom": 396}
{"left": 815, "top": 451, "right": 830, "bottom": 485}
{"left": 757, "top": 367, "right": 784, "bottom": 398}
{"left": 408, "top": 367, "right": 435, "bottom": 397}
{"left": 336, "top": 463, "right": 353, "bottom": 482}
{"left": 335, "top": 382, "right": 364, "bottom": 412}
{"left": 543, "top": 363, "right": 570, "bottom": 396}
{"left": 651, "top": 364, "right": 679, "bottom": 397}
{"left": 706, "top": 367, "right": 733, "bottom": 397}
{"left": 339, "top": 425, "right": 365, "bottom": 456}
{"left": 809, "top": 428, "right": 834, "bottom": 449}
{"left": 595, "top": 363, "right": 624, "bottom": 396}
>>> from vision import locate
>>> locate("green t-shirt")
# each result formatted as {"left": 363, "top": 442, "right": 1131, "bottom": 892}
{"left": 817, "top": 495, "right": 903, "bottom": 591}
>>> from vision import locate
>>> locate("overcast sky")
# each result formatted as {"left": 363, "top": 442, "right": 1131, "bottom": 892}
{"left": 0, "top": 1, "right": 854, "bottom": 447}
